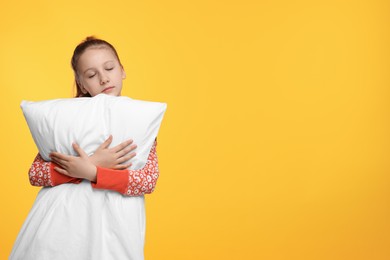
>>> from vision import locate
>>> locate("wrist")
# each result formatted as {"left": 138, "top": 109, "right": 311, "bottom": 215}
{"left": 86, "top": 165, "right": 97, "bottom": 182}
{"left": 89, "top": 154, "right": 97, "bottom": 166}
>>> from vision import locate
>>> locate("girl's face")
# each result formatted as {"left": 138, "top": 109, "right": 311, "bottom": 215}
{"left": 77, "top": 47, "right": 126, "bottom": 97}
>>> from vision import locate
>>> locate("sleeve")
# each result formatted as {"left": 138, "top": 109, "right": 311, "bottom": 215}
{"left": 29, "top": 153, "right": 83, "bottom": 187}
{"left": 91, "top": 140, "right": 160, "bottom": 196}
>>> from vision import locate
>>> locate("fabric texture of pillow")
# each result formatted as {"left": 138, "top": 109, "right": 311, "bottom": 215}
{"left": 21, "top": 94, "right": 167, "bottom": 170}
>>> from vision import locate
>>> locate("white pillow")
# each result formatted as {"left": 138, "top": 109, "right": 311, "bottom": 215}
{"left": 21, "top": 94, "right": 167, "bottom": 170}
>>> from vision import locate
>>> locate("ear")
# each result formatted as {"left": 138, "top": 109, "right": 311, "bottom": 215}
{"left": 78, "top": 81, "right": 88, "bottom": 94}
{"left": 75, "top": 73, "right": 86, "bottom": 94}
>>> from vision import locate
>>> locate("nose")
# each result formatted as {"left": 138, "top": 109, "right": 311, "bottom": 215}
{"left": 100, "top": 73, "right": 110, "bottom": 85}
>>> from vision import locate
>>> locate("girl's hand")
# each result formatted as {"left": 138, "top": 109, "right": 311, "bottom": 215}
{"left": 89, "top": 135, "right": 137, "bottom": 170}
{"left": 50, "top": 143, "right": 97, "bottom": 182}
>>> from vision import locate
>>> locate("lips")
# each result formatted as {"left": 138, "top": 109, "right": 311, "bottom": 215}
{"left": 102, "top": 86, "right": 115, "bottom": 93}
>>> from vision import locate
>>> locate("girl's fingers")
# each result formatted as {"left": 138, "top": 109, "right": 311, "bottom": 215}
{"left": 114, "top": 165, "right": 126, "bottom": 170}
{"left": 52, "top": 160, "right": 67, "bottom": 170}
{"left": 50, "top": 156, "right": 67, "bottom": 168}
{"left": 97, "top": 135, "right": 113, "bottom": 150}
{"left": 117, "top": 152, "right": 136, "bottom": 163}
{"left": 72, "top": 143, "right": 88, "bottom": 158}
{"left": 112, "top": 139, "right": 134, "bottom": 153}
{"left": 117, "top": 144, "right": 137, "bottom": 158}
{"left": 114, "top": 163, "right": 132, "bottom": 170}
{"left": 49, "top": 152, "right": 70, "bottom": 161}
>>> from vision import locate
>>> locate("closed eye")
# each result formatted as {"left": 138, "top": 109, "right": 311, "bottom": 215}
{"left": 88, "top": 74, "right": 96, "bottom": 78}
{"left": 106, "top": 67, "right": 114, "bottom": 71}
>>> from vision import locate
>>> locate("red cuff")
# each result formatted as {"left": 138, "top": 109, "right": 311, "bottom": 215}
{"left": 91, "top": 167, "right": 129, "bottom": 194}
{"left": 50, "top": 163, "right": 83, "bottom": 186}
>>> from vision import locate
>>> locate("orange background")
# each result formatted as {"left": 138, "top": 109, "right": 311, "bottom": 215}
{"left": 1, "top": 0, "right": 389, "bottom": 259}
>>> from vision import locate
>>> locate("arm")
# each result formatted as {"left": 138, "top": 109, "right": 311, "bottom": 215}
{"left": 91, "top": 140, "right": 159, "bottom": 196}
{"left": 48, "top": 138, "right": 160, "bottom": 196}
{"left": 28, "top": 154, "right": 82, "bottom": 187}
{"left": 29, "top": 135, "right": 136, "bottom": 187}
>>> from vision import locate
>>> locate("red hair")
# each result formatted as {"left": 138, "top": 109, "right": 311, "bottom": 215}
{"left": 71, "top": 36, "right": 123, "bottom": 97}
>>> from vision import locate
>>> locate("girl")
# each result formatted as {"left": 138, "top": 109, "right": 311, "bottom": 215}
{"left": 10, "top": 37, "right": 160, "bottom": 260}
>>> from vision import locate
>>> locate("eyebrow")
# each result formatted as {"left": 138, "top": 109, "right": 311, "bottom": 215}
{"left": 83, "top": 60, "right": 115, "bottom": 75}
